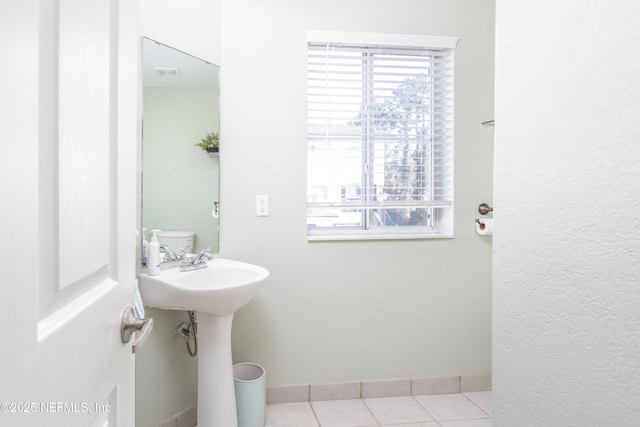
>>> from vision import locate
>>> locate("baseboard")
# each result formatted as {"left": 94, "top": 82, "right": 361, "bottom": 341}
{"left": 157, "top": 404, "right": 197, "bottom": 427}
{"left": 266, "top": 373, "right": 492, "bottom": 404}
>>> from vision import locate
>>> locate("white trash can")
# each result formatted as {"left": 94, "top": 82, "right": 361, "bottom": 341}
{"left": 233, "top": 363, "right": 266, "bottom": 427}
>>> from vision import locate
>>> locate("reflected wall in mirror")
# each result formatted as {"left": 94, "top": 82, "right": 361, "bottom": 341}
{"left": 142, "top": 38, "right": 220, "bottom": 264}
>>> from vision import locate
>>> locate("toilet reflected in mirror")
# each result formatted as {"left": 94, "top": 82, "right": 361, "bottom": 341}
{"left": 156, "top": 230, "right": 196, "bottom": 262}
{"left": 141, "top": 38, "right": 220, "bottom": 265}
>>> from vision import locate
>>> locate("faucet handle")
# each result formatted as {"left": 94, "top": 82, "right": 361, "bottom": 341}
{"left": 192, "top": 247, "right": 212, "bottom": 263}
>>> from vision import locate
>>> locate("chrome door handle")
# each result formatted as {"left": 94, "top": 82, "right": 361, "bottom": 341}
{"left": 120, "top": 306, "right": 154, "bottom": 353}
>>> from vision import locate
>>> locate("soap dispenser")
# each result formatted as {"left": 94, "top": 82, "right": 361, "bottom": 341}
{"left": 147, "top": 229, "right": 161, "bottom": 276}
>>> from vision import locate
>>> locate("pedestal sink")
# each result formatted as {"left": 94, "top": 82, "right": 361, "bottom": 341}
{"left": 138, "top": 258, "right": 269, "bottom": 427}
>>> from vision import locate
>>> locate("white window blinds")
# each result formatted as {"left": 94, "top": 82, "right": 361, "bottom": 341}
{"left": 307, "top": 34, "right": 456, "bottom": 239}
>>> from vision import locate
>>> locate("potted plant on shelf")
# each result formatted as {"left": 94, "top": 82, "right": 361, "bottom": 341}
{"left": 195, "top": 131, "right": 219, "bottom": 155}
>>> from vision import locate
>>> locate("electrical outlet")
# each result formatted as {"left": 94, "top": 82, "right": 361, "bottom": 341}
{"left": 256, "top": 195, "right": 269, "bottom": 216}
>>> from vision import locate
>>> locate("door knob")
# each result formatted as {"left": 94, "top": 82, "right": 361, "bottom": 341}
{"left": 120, "top": 306, "right": 154, "bottom": 353}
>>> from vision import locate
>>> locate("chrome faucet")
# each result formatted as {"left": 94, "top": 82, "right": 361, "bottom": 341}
{"left": 179, "top": 247, "right": 211, "bottom": 272}
{"left": 160, "top": 245, "right": 189, "bottom": 262}
{"left": 159, "top": 245, "right": 176, "bottom": 262}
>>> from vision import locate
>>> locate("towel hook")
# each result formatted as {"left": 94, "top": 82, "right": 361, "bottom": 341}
{"left": 478, "top": 203, "right": 493, "bottom": 215}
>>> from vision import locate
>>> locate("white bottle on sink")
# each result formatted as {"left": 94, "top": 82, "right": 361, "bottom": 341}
{"left": 147, "top": 229, "right": 161, "bottom": 276}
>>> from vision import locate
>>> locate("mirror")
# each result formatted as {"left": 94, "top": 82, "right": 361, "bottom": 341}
{"left": 141, "top": 38, "right": 220, "bottom": 265}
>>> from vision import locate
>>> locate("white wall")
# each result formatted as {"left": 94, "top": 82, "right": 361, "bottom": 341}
{"left": 221, "top": 0, "right": 495, "bottom": 385}
{"left": 137, "top": 2, "right": 494, "bottom": 422}
{"left": 141, "top": 0, "right": 221, "bottom": 65}
{"left": 494, "top": 1, "right": 640, "bottom": 425}
{"left": 137, "top": 2, "right": 221, "bottom": 426}
{"left": 135, "top": 310, "right": 198, "bottom": 427}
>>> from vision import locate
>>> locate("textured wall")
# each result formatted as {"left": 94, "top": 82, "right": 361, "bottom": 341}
{"left": 221, "top": 0, "right": 495, "bottom": 385}
{"left": 494, "top": 1, "right": 640, "bottom": 425}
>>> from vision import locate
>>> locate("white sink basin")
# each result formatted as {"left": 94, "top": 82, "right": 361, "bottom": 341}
{"left": 138, "top": 257, "right": 269, "bottom": 316}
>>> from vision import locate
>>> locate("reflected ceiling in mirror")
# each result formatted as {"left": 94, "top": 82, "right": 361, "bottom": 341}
{"left": 142, "top": 38, "right": 220, "bottom": 264}
{"left": 143, "top": 38, "right": 219, "bottom": 89}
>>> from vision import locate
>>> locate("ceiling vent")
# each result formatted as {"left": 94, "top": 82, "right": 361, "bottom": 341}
{"left": 153, "top": 67, "right": 180, "bottom": 77}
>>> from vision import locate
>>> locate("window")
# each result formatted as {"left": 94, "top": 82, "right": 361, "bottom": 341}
{"left": 307, "top": 32, "right": 457, "bottom": 240}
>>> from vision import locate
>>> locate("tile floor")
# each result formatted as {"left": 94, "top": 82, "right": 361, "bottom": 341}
{"left": 265, "top": 391, "right": 491, "bottom": 427}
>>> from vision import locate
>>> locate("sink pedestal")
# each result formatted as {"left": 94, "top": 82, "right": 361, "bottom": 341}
{"left": 137, "top": 258, "right": 269, "bottom": 427}
{"left": 197, "top": 312, "right": 238, "bottom": 427}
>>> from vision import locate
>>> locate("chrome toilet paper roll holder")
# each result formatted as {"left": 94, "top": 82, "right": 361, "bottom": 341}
{"left": 475, "top": 203, "right": 493, "bottom": 229}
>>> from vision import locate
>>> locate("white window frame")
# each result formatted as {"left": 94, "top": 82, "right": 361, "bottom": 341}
{"left": 306, "top": 31, "right": 458, "bottom": 241}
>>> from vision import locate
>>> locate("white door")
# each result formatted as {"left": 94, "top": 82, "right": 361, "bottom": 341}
{"left": 0, "top": 1, "right": 139, "bottom": 426}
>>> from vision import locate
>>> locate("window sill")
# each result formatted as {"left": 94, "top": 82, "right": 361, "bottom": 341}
{"left": 307, "top": 229, "right": 454, "bottom": 242}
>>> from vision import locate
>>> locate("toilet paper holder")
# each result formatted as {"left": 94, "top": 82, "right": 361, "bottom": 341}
{"left": 475, "top": 203, "right": 493, "bottom": 229}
